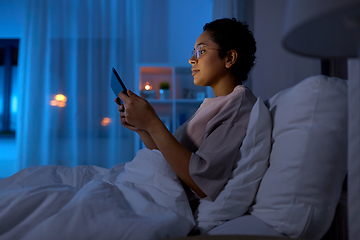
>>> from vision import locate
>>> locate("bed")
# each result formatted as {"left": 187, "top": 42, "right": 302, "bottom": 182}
{"left": 0, "top": 75, "right": 348, "bottom": 240}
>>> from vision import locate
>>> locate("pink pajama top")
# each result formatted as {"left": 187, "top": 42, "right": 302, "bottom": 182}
{"left": 174, "top": 85, "right": 257, "bottom": 201}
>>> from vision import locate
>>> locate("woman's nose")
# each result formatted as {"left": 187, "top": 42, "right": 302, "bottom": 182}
{"left": 189, "top": 55, "right": 197, "bottom": 65}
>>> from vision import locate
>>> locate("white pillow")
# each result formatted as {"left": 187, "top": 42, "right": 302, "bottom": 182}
{"left": 250, "top": 75, "right": 348, "bottom": 240}
{"left": 196, "top": 98, "right": 272, "bottom": 233}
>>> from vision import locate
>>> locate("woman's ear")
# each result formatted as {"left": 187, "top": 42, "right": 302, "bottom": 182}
{"left": 225, "top": 50, "right": 238, "bottom": 68}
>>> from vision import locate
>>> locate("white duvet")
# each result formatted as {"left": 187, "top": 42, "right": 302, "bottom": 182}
{"left": 0, "top": 148, "right": 195, "bottom": 240}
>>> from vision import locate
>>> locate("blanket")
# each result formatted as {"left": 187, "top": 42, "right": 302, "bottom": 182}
{"left": 0, "top": 148, "right": 195, "bottom": 240}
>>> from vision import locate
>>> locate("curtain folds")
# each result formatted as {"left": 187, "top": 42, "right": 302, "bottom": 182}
{"left": 17, "top": 0, "right": 136, "bottom": 169}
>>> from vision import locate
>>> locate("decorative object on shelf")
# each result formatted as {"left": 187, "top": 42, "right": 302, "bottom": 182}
{"left": 159, "top": 81, "right": 170, "bottom": 100}
{"left": 144, "top": 82, "right": 152, "bottom": 91}
{"left": 141, "top": 81, "right": 156, "bottom": 99}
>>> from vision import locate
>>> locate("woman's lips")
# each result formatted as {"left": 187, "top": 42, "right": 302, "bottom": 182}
{"left": 192, "top": 69, "right": 199, "bottom": 76}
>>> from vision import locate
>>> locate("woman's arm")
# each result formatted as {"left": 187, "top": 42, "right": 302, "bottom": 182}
{"left": 137, "top": 130, "right": 158, "bottom": 150}
{"left": 118, "top": 90, "right": 206, "bottom": 198}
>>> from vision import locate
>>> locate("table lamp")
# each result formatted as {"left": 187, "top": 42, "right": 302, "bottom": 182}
{"left": 281, "top": 1, "right": 360, "bottom": 239}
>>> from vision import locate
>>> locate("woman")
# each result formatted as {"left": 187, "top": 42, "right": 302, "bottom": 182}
{"left": 116, "top": 18, "right": 257, "bottom": 201}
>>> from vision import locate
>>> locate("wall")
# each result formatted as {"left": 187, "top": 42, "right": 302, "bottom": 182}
{"left": 168, "top": 0, "right": 212, "bottom": 66}
{"left": 137, "top": 0, "right": 170, "bottom": 63}
{"left": 137, "top": 0, "right": 212, "bottom": 66}
{"left": 251, "top": 0, "right": 321, "bottom": 100}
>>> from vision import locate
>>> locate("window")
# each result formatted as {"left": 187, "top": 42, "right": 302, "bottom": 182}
{"left": 0, "top": 39, "right": 19, "bottom": 136}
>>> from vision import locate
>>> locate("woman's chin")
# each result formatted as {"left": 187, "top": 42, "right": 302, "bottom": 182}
{"left": 193, "top": 78, "right": 206, "bottom": 87}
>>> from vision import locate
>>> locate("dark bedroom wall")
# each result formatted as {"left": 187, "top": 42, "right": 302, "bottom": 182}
{"left": 138, "top": 0, "right": 169, "bottom": 63}
{"left": 137, "top": 0, "right": 212, "bottom": 66}
{"left": 251, "top": 0, "right": 321, "bottom": 100}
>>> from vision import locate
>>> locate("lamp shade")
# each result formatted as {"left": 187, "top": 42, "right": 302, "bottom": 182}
{"left": 282, "top": 0, "right": 360, "bottom": 58}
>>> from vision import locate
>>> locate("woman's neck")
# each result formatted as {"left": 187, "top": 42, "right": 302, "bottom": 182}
{"left": 211, "top": 75, "right": 241, "bottom": 97}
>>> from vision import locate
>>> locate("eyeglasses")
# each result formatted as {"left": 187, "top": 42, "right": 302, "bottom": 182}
{"left": 191, "top": 45, "right": 220, "bottom": 59}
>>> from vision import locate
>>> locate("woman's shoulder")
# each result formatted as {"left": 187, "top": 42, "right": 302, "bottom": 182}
{"left": 197, "top": 85, "right": 257, "bottom": 119}
{"left": 226, "top": 85, "right": 257, "bottom": 105}
{"left": 234, "top": 84, "right": 255, "bottom": 96}
{"left": 221, "top": 85, "right": 257, "bottom": 125}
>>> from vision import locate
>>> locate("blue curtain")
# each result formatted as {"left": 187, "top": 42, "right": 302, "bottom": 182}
{"left": 17, "top": 0, "right": 136, "bottom": 169}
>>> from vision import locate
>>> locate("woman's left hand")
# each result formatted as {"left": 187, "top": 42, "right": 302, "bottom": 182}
{"left": 118, "top": 90, "right": 161, "bottom": 132}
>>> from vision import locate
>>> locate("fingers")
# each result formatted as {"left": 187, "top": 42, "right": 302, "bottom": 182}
{"left": 119, "top": 90, "right": 142, "bottom": 101}
{"left": 117, "top": 104, "right": 125, "bottom": 112}
{"left": 118, "top": 91, "right": 130, "bottom": 102}
{"left": 118, "top": 105, "right": 126, "bottom": 122}
{"left": 119, "top": 112, "right": 126, "bottom": 124}
{"left": 116, "top": 89, "right": 155, "bottom": 131}
{"left": 119, "top": 110, "right": 125, "bottom": 119}
{"left": 119, "top": 110, "right": 128, "bottom": 126}
{"left": 118, "top": 90, "right": 149, "bottom": 111}
{"left": 119, "top": 112, "right": 138, "bottom": 131}
{"left": 116, "top": 90, "right": 140, "bottom": 132}
{"left": 114, "top": 97, "right": 121, "bottom": 105}
{"left": 127, "top": 90, "right": 140, "bottom": 98}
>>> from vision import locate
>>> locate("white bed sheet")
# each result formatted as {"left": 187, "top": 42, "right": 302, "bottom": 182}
{"left": 0, "top": 148, "right": 195, "bottom": 240}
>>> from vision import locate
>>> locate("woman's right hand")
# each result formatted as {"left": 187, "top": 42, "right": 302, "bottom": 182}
{"left": 115, "top": 98, "right": 141, "bottom": 132}
{"left": 115, "top": 97, "right": 158, "bottom": 149}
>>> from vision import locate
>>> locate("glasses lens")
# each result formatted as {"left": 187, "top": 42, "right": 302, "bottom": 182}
{"left": 196, "top": 45, "right": 201, "bottom": 58}
{"left": 191, "top": 46, "right": 201, "bottom": 59}
{"left": 191, "top": 46, "right": 206, "bottom": 59}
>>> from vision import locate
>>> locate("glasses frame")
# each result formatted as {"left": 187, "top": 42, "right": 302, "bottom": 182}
{"left": 191, "top": 45, "right": 221, "bottom": 59}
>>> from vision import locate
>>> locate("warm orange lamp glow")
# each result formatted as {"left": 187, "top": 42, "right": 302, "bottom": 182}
{"left": 50, "top": 94, "right": 67, "bottom": 107}
{"left": 55, "top": 94, "right": 67, "bottom": 102}
{"left": 144, "top": 82, "right": 152, "bottom": 91}
{"left": 101, "top": 117, "right": 112, "bottom": 126}
{"left": 57, "top": 102, "right": 66, "bottom": 108}
{"left": 50, "top": 100, "right": 58, "bottom": 106}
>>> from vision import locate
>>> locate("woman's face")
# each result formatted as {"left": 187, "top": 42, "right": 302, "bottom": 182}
{"left": 189, "top": 31, "right": 227, "bottom": 89}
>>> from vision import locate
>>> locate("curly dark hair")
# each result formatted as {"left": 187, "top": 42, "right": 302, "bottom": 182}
{"left": 203, "top": 18, "right": 256, "bottom": 84}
